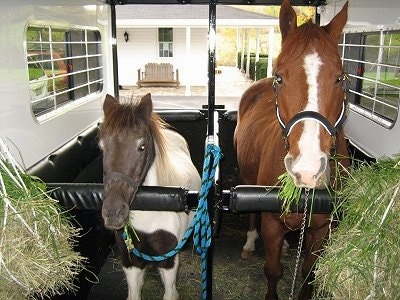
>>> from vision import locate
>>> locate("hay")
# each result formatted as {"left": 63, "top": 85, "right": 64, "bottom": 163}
{"left": 313, "top": 155, "right": 400, "bottom": 299}
{"left": 0, "top": 139, "right": 85, "bottom": 299}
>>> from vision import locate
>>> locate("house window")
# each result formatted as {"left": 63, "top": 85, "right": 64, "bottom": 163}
{"left": 339, "top": 30, "right": 400, "bottom": 128}
{"left": 26, "top": 24, "right": 103, "bottom": 121}
{"left": 158, "top": 28, "right": 173, "bottom": 58}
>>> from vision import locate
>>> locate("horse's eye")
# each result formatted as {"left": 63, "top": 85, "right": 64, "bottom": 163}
{"left": 273, "top": 74, "right": 282, "bottom": 93}
{"left": 274, "top": 74, "right": 283, "bottom": 84}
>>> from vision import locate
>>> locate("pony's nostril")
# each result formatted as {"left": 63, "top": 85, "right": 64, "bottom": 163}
{"left": 117, "top": 202, "right": 129, "bottom": 221}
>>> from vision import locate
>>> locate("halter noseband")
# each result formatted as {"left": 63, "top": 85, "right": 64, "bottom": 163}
{"left": 273, "top": 72, "right": 349, "bottom": 151}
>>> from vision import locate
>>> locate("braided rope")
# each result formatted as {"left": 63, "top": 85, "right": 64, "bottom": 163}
{"left": 123, "top": 143, "right": 222, "bottom": 299}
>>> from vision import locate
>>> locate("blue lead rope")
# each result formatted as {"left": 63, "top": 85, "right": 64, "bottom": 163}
{"left": 124, "top": 143, "right": 223, "bottom": 299}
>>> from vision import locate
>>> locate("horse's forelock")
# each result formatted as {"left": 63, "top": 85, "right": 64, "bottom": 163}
{"left": 101, "top": 101, "right": 166, "bottom": 142}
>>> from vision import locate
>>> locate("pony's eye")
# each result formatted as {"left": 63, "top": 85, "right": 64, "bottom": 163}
{"left": 138, "top": 144, "right": 146, "bottom": 152}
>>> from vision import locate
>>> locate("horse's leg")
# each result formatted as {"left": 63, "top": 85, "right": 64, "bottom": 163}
{"left": 298, "top": 217, "right": 331, "bottom": 300}
{"left": 123, "top": 266, "right": 146, "bottom": 300}
{"left": 241, "top": 212, "right": 259, "bottom": 259}
{"left": 261, "top": 213, "right": 287, "bottom": 300}
{"left": 158, "top": 255, "right": 180, "bottom": 300}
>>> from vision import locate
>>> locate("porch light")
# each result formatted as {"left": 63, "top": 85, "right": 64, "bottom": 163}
{"left": 124, "top": 31, "right": 129, "bottom": 42}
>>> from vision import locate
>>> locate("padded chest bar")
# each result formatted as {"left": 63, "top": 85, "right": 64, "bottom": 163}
{"left": 227, "top": 185, "right": 334, "bottom": 214}
{"left": 47, "top": 183, "right": 198, "bottom": 212}
{"left": 47, "top": 183, "right": 334, "bottom": 214}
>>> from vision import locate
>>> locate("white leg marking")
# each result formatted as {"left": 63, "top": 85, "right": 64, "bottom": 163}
{"left": 123, "top": 266, "right": 146, "bottom": 300}
{"left": 243, "top": 229, "right": 259, "bottom": 252}
{"left": 159, "top": 255, "right": 180, "bottom": 300}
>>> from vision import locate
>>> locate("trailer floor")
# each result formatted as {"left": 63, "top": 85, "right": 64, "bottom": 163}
{"left": 87, "top": 213, "right": 304, "bottom": 300}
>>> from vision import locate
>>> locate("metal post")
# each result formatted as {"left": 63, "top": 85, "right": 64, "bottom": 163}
{"left": 206, "top": 0, "right": 217, "bottom": 298}
{"left": 110, "top": 3, "right": 120, "bottom": 98}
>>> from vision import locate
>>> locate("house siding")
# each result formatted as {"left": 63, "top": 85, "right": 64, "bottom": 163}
{"left": 118, "top": 27, "right": 208, "bottom": 87}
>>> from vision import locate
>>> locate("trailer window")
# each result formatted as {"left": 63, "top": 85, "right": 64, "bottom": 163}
{"left": 339, "top": 30, "right": 400, "bottom": 127}
{"left": 26, "top": 25, "right": 103, "bottom": 121}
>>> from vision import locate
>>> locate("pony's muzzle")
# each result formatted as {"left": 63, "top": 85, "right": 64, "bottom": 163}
{"left": 284, "top": 154, "right": 329, "bottom": 188}
{"left": 101, "top": 198, "right": 130, "bottom": 230}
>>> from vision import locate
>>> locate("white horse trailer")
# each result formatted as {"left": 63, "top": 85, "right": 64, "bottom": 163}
{"left": 320, "top": 0, "right": 400, "bottom": 159}
{"left": 0, "top": 0, "right": 398, "bottom": 299}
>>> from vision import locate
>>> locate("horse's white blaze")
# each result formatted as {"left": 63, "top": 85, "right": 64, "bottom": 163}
{"left": 290, "top": 51, "right": 326, "bottom": 186}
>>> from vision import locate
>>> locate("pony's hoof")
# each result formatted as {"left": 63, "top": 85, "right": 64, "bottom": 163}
{"left": 240, "top": 249, "right": 255, "bottom": 260}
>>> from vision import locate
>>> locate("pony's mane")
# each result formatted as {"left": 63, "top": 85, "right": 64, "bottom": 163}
{"left": 277, "top": 20, "right": 339, "bottom": 64}
{"left": 100, "top": 99, "right": 168, "bottom": 157}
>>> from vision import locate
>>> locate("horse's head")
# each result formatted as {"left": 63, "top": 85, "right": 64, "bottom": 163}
{"left": 273, "top": 0, "right": 348, "bottom": 188}
{"left": 100, "top": 93, "right": 156, "bottom": 230}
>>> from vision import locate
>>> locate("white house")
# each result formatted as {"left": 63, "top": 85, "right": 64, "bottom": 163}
{"left": 116, "top": 5, "right": 278, "bottom": 94}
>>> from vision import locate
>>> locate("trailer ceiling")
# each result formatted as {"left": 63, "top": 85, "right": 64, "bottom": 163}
{"left": 108, "top": 0, "right": 326, "bottom": 6}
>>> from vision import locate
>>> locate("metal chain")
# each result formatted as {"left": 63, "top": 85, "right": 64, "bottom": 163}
{"left": 289, "top": 187, "right": 310, "bottom": 300}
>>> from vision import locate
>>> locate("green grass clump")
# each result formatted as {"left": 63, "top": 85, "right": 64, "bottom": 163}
{"left": 313, "top": 155, "right": 400, "bottom": 299}
{"left": 278, "top": 172, "right": 302, "bottom": 215}
{"left": 0, "top": 139, "right": 85, "bottom": 299}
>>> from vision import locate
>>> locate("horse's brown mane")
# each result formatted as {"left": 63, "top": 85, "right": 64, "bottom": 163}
{"left": 100, "top": 100, "right": 168, "bottom": 156}
{"left": 277, "top": 20, "right": 339, "bottom": 64}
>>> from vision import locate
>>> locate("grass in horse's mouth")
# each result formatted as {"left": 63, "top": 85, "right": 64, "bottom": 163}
{"left": 278, "top": 172, "right": 303, "bottom": 216}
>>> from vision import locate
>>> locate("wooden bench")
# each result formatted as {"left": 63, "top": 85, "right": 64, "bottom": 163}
{"left": 137, "top": 63, "right": 180, "bottom": 87}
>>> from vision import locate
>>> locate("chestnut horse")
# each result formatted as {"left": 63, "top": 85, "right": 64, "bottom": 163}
{"left": 234, "top": 0, "right": 349, "bottom": 299}
{"left": 100, "top": 93, "right": 201, "bottom": 300}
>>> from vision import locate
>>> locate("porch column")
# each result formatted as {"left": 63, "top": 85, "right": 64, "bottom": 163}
{"left": 185, "top": 26, "right": 191, "bottom": 96}
{"left": 267, "top": 26, "right": 274, "bottom": 77}
{"left": 255, "top": 29, "right": 260, "bottom": 80}
{"left": 240, "top": 29, "right": 245, "bottom": 72}
{"left": 245, "top": 29, "right": 251, "bottom": 78}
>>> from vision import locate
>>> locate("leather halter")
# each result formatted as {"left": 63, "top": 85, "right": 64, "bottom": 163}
{"left": 273, "top": 72, "right": 349, "bottom": 151}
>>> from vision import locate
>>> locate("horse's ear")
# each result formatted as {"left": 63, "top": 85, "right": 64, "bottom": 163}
{"left": 103, "top": 94, "right": 119, "bottom": 116}
{"left": 279, "top": 0, "right": 297, "bottom": 43}
{"left": 138, "top": 93, "right": 153, "bottom": 118}
{"left": 323, "top": 1, "right": 348, "bottom": 42}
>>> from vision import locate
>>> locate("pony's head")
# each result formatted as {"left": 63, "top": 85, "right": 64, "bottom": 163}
{"left": 100, "top": 93, "right": 162, "bottom": 230}
{"left": 273, "top": 0, "right": 348, "bottom": 188}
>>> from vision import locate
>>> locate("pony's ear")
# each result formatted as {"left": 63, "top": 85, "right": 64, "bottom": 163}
{"left": 138, "top": 93, "right": 153, "bottom": 118}
{"left": 103, "top": 94, "right": 119, "bottom": 116}
{"left": 323, "top": 1, "right": 348, "bottom": 42}
{"left": 279, "top": 0, "right": 297, "bottom": 43}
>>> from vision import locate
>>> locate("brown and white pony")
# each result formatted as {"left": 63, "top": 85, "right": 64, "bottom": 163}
{"left": 100, "top": 94, "right": 201, "bottom": 300}
{"left": 234, "top": 0, "right": 350, "bottom": 299}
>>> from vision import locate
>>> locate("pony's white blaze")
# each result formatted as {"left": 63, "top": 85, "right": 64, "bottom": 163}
{"left": 288, "top": 51, "right": 328, "bottom": 187}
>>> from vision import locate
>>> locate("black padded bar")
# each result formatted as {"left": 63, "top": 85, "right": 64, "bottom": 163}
{"left": 45, "top": 183, "right": 334, "bottom": 213}
{"left": 228, "top": 185, "right": 334, "bottom": 214}
{"left": 156, "top": 110, "right": 205, "bottom": 122}
{"left": 47, "top": 183, "right": 197, "bottom": 212}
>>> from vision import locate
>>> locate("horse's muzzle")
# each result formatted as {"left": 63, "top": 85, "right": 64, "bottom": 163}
{"left": 284, "top": 154, "right": 330, "bottom": 188}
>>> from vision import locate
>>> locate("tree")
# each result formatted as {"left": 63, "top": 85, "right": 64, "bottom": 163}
{"left": 216, "top": 5, "right": 316, "bottom": 66}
